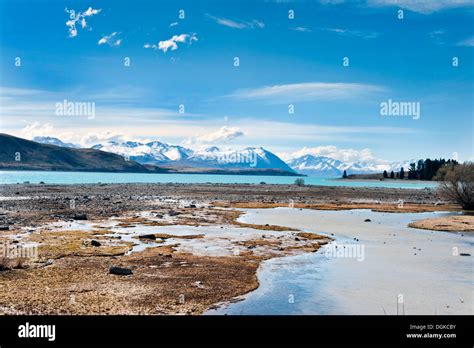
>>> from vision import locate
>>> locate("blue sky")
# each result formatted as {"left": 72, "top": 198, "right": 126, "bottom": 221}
{"left": 0, "top": 0, "right": 473, "bottom": 164}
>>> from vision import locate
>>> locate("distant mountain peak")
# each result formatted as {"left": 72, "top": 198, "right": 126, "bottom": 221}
{"left": 32, "top": 136, "right": 78, "bottom": 148}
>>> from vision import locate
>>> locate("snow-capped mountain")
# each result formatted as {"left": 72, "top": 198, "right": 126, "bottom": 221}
{"left": 90, "top": 141, "right": 294, "bottom": 172}
{"left": 91, "top": 140, "right": 193, "bottom": 165}
{"left": 32, "top": 136, "right": 78, "bottom": 148}
{"left": 186, "top": 146, "right": 295, "bottom": 171}
{"left": 288, "top": 155, "right": 346, "bottom": 177}
{"left": 287, "top": 154, "right": 413, "bottom": 177}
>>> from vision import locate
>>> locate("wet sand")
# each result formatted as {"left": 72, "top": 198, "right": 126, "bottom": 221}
{"left": 409, "top": 215, "right": 474, "bottom": 232}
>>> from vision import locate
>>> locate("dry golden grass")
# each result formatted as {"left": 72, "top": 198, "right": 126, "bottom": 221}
{"left": 27, "top": 230, "right": 133, "bottom": 260}
{"left": 296, "top": 232, "right": 327, "bottom": 240}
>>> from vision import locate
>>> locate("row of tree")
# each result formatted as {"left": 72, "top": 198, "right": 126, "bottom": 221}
{"left": 342, "top": 158, "right": 459, "bottom": 181}
{"left": 383, "top": 158, "right": 459, "bottom": 181}
{"left": 406, "top": 158, "right": 459, "bottom": 181}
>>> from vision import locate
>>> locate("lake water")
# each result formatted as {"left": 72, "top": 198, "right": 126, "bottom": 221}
{"left": 206, "top": 208, "right": 473, "bottom": 315}
{"left": 0, "top": 171, "right": 437, "bottom": 189}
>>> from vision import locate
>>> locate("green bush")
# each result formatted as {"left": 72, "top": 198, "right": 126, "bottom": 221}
{"left": 294, "top": 178, "right": 305, "bottom": 186}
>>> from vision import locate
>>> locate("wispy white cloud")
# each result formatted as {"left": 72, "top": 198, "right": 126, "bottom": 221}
{"left": 19, "top": 122, "right": 56, "bottom": 140}
{"left": 98, "top": 32, "right": 122, "bottom": 46}
{"left": 184, "top": 126, "right": 245, "bottom": 145}
{"left": 366, "top": 0, "right": 474, "bottom": 14}
{"left": 457, "top": 36, "right": 474, "bottom": 47}
{"left": 65, "top": 7, "right": 101, "bottom": 38}
{"left": 79, "top": 130, "right": 131, "bottom": 147}
{"left": 144, "top": 33, "right": 198, "bottom": 52}
{"left": 206, "top": 14, "right": 264, "bottom": 29}
{"left": 319, "top": 0, "right": 345, "bottom": 4}
{"left": 322, "top": 28, "right": 380, "bottom": 39}
{"left": 291, "top": 27, "right": 312, "bottom": 33}
{"left": 17, "top": 123, "right": 137, "bottom": 148}
{"left": 227, "top": 82, "right": 386, "bottom": 102}
{"left": 428, "top": 30, "right": 446, "bottom": 45}
{"left": 2, "top": 86, "right": 417, "bottom": 159}
{"left": 319, "top": 0, "right": 474, "bottom": 14}
{"left": 0, "top": 86, "right": 52, "bottom": 100}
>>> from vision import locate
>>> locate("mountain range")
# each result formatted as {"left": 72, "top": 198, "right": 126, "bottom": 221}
{"left": 23, "top": 135, "right": 411, "bottom": 176}
{"left": 287, "top": 155, "right": 415, "bottom": 177}
{"left": 0, "top": 134, "right": 151, "bottom": 173}
{"left": 92, "top": 140, "right": 295, "bottom": 172}
{"left": 0, "top": 134, "right": 298, "bottom": 176}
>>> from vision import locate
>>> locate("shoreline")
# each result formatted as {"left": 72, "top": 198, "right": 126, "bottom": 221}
{"left": 333, "top": 178, "right": 436, "bottom": 184}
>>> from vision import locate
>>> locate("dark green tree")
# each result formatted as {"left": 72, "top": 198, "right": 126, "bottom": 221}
{"left": 399, "top": 167, "right": 405, "bottom": 179}
{"left": 342, "top": 170, "right": 347, "bottom": 179}
{"left": 408, "top": 163, "right": 417, "bottom": 179}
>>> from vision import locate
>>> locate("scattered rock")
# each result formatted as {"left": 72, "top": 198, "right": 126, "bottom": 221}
{"left": 90, "top": 240, "right": 101, "bottom": 247}
{"left": 193, "top": 281, "right": 205, "bottom": 289}
{"left": 364, "top": 219, "right": 371, "bottom": 222}
{"left": 109, "top": 266, "right": 133, "bottom": 276}
{"left": 73, "top": 214, "right": 88, "bottom": 220}
{"left": 139, "top": 234, "right": 156, "bottom": 240}
{"left": 460, "top": 253, "right": 471, "bottom": 256}
{"left": 0, "top": 225, "right": 10, "bottom": 231}
{"left": 168, "top": 210, "right": 180, "bottom": 216}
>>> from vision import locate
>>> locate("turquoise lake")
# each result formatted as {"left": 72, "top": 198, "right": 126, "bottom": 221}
{"left": 0, "top": 171, "right": 438, "bottom": 189}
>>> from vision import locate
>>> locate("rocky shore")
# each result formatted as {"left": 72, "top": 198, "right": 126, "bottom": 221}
{"left": 0, "top": 183, "right": 467, "bottom": 315}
